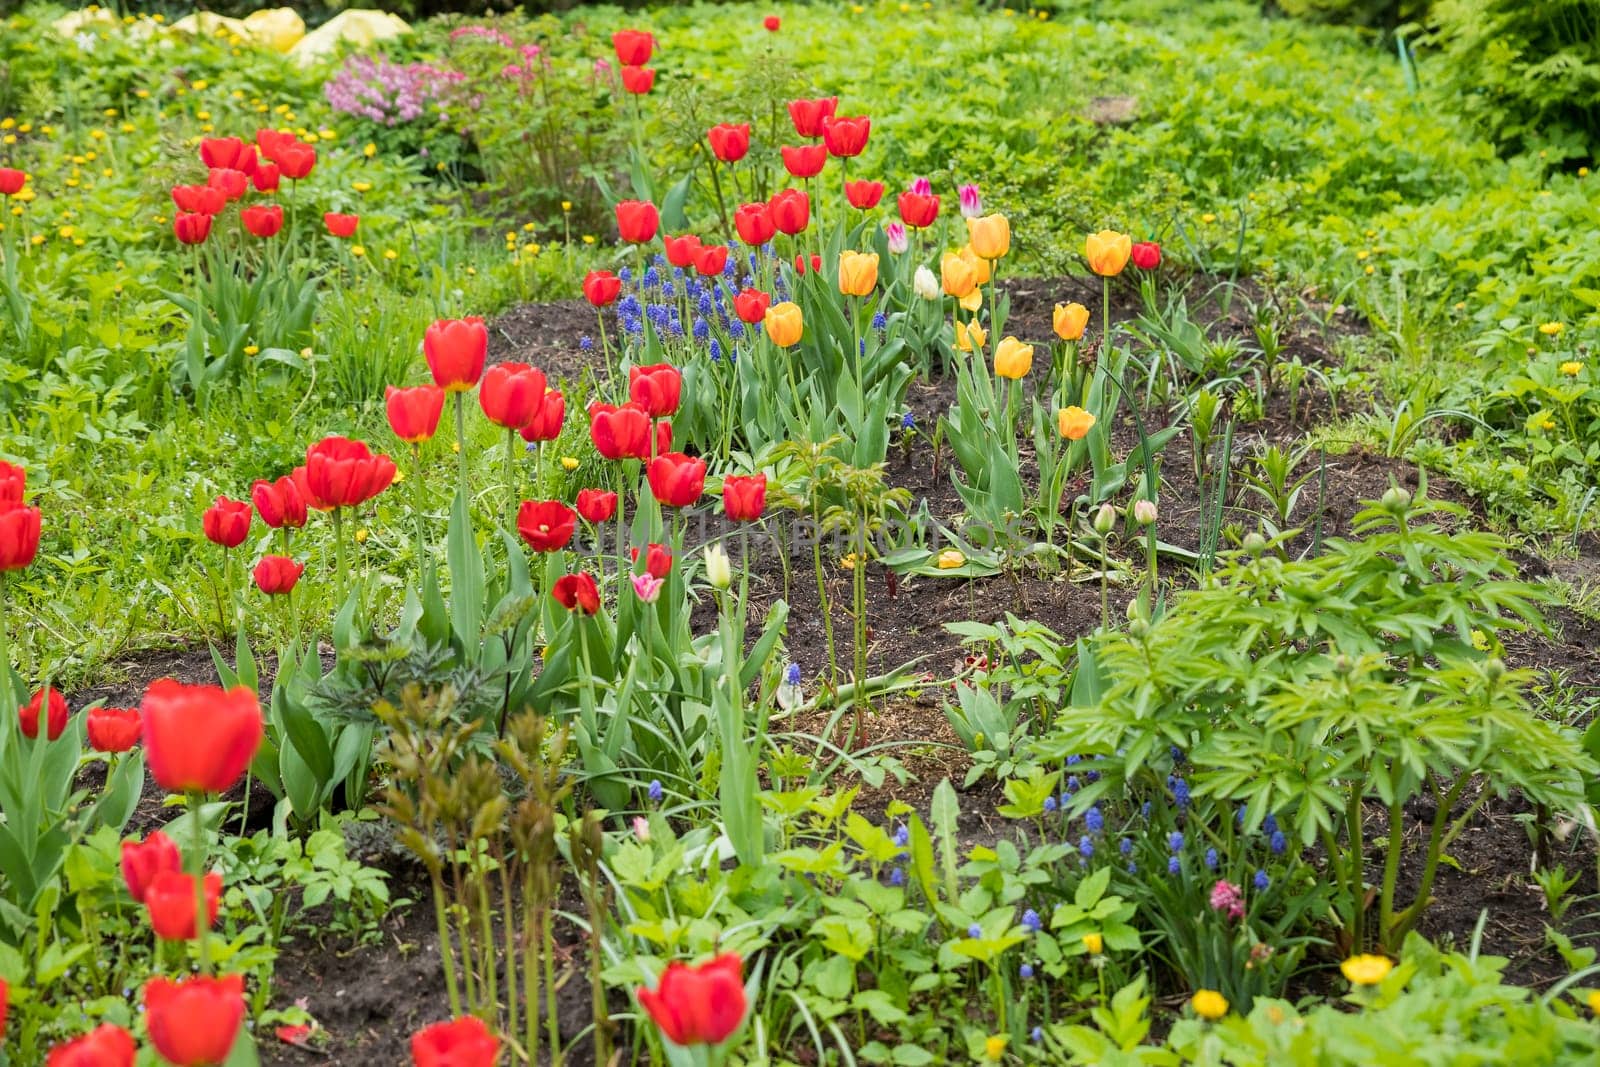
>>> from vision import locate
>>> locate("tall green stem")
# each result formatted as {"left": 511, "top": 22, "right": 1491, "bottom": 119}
{"left": 504, "top": 426, "right": 519, "bottom": 542}
{"left": 0, "top": 572, "right": 12, "bottom": 711}
{"left": 331, "top": 507, "right": 348, "bottom": 606}
{"left": 411, "top": 443, "right": 428, "bottom": 570}
{"left": 188, "top": 791, "right": 210, "bottom": 975}
{"left": 454, "top": 392, "right": 469, "bottom": 492}
{"left": 1101, "top": 276, "right": 1111, "bottom": 358}
{"left": 433, "top": 872, "right": 462, "bottom": 1015}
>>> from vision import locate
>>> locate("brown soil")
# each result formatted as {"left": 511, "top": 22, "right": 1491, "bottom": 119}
{"left": 67, "top": 273, "right": 1600, "bottom": 1062}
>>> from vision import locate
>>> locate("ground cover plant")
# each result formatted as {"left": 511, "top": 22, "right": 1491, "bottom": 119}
{"left": 0, "top": 0, "right": 1597, "bottom": 1063}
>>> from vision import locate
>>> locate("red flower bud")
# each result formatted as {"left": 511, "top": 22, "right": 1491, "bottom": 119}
{"left": 144, "top": 870, "right": 222, "bottom": 941}
{"left": 733, "top": 288, "right": 771, "bottom": 324}
{"left": 552, "top": 572, "right": 600, "bottom": 614}
{"left": 20, "top": 686, "right": 69, "bottom": 741}
{"left": 141, "top": 679, "right": 263, "bottom": 794}
{"left": 479, "top": 362, "right": 548, "bottom": 430}
{"left": 173, "top": 212, "right": 213, "bottom": 246}
{"left": 583, "top": 270, "right": 623, "bottom": 307}
{"left": 250, "top": 476, "right": 307, "bottom": 530}
{"left": 723, "top": 473, "right": 767, "bottom": 522}
{"left": 768, "top": 188, "right": 810, "bottom": 235}
{"left": 240, "top": 204, "right": 284, "bottom": 238}
{"left": 425, "top": 317, "right": 488, "bottom": 393}
{"left": 615, "top": 200, "right": 660, "bottom": 244}
{"left": 202, "top": 496, "right": 252, "bottom": 549}
{"left": 575, "top": 489, "right": 618, "bottom": 524}
{"left": 252, "top": 555, "right": 304, "bottom": 596}
{"left": 612, "top": 29, "right": 655, "bottom": 66}
{"left": 733, "top": 203, "right": 776, "bottom": 246}
{"left": 821, "top": 114, "right": 870, "bottom": 158}
{"left": 324, "top": 212, "right": 359, "bottom": 238}
{"left": 636, "top": 952, "right": 747, "bottom": 1046}
{"left": 303, "top": 437, "right": 396, "bottom": 509}
{"left": 629, "top": 363, "right": 682, "bottom": 418}
{"left": 780, "top": 144, "right": 826, "bottom": 180}
{"left": 647, "top": 451, "right": 706, "bottom": 509}
{"left": 385, "top": 384, "right": 446, "bottom": 444}
{"left": 1131, "top": 241, "right": 1162, "bottom": 270}
{"left": 519, "top": 390, "right": 566, "bottom": 443}
{"left": 897, "top": 191, "right": 940, "bottom": 229}
{"left": 707, "top": 123, "right": 751, "bottom": 163}
{"left": 144, "top": 973, "right": 246, "bottom": 1067}
{"left": 844, "top": 179, "right": 885, "bottom": 210}
{"left": 87, "top": 706, "right": 142, "bottom": 753}
{"left": 787, "top": 97, "right": 838, "bottom": 139}
{"left": 621, "top": 66, "right": 656, "bottom": 95}
{"left": 121, "top": 831, "right": 181, "bottom": 904}
{"left": 663, "top": 234, "right": 702, "bottom": 268}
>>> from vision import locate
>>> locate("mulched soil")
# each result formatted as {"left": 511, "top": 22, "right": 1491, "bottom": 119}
{"left": 68, "top": 273, "right": 1600, "bottom": 1063}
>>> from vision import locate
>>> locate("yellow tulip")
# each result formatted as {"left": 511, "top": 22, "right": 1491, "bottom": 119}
{"left": 941, "top": 252, "right": 976, "bottom": 299}
{"left": 764, "top": 301, "right": 804, "bottom": 347}
{"left": 1340, "top": 954, "right": 1393, "bottom": 987}
{"left": 1082, "top": 932, "right": 1104, "bottom": 955}
{"left": 1054, "top": 302, "right": 1090, "bottom": 341}
{"left": 959, "top": 244, "right": 992, "bottom": 285}
{"left": 1058, "top": 406, "right": 1095, "bottom": 440}
{"left": 966, "top": 213, "right": 1010, "bottom": 260}
{"left": 838, "top": 250, "right": 879, "bottom": 297}
{"left": 936, "top": 549, "right": 965, "bottom": 569}
{"left": 959, "top": 288, "right": 984, "bottom": 313}
{"left": 955, "top": 319, "right": 988, "bottom": 353}
{"left": 994, "top": 336, "right": 1033, "bottom": 379}
{"left": 1085, "top": 229, "right": 1132, "bottom": 276}
{"left": 1190, "top": 989, "right": 1229, "bottom": 1020}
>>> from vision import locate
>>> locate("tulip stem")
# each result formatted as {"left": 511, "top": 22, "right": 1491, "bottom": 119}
{"left": 411, "top": 443, "right": 428, "bottom": 572}
{"left": 596, "top": 309, "right": 615, "bottom": 387}
{"left": 331, "top": 507, "right": 348, "bottom": 607}
{"left": 504, "top": 427, "right": 519, "bottom": 544}
{"left": 189, "top": 790, "right": 210, "bottom": 976}
{"left": 0, "top": 572, "right": 11, "bottom": 711}
{"left": 1101, "top": 276, "right": 1112, "bottom": 357}
{"left": 1099, "top": 530, "right": 1112, "bottom": 632}
{"left": 454, "top": 392, "right": 469, "bottom": 494}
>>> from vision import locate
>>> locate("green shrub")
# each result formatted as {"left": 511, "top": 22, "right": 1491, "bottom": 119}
{"left": 1424, "top": 0, "right": 1600, "bottom": 155}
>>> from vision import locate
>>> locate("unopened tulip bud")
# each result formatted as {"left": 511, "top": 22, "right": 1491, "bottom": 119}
{"left": 705, "top": 544, "right": 732, "bottom": 589}
{"left": 885, "top": 221, "right": 909, "bottom": 255}
{"left": 1093, "top": 503, "right": 1117, "bottom": 535}
{"left": 1242, "top": 532, "right": 1267, "bottom": 555}
{"left": 913, "top": 266, "right": 940, "bottom": 301}
{"left": 1132, "top": 499, "right": 1158, "bottom": 525}
{"left": 1380, "top": 486, "right": 1412, "bottom": 513}
{"left": 958, "top": 183, "right": 982, "bottom": 219}
{"left": 1485, "top": 657, "right": 1505, "bottom": 682}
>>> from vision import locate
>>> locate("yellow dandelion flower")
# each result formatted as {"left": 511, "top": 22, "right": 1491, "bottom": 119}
{"left": 1201, "top": 212, "right": 1216, "bottom": 223}
{"left": 1560, "top": 361, "right": 1582, "bottom": 377}
{"left": 1191, "top": 990, "right": 1228, "bottom": 1020}
{"left": 1340, "top": 954, "right": 1393, "bottom": 987}
{"left": 560, "top": 456, "right": 579, "bottom": 471}
{"left": 352, "top": 181, "right": 372, "bottom": 193}
{"left": 1539, "top": 322, "right": 1564, "bottom": 336}
{"left": 983, "top": 1035, "right": 1007, "bottom": 1061}
{"left": 350, "top": 245, "right": 366, "bottom": 257}
{"left": 363, "top": 142, "right": 377, "bottom": 158}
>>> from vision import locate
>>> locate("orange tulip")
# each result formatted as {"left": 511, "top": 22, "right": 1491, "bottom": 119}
{"left": 764, "top": 302, "right": 804, "bottom": 347}
{"left": 1054, "top": 302, "right": 1090, "bottom": 341}
{"left": 966, "top": 213, "right": 1010, "bottom": 260}
{"left": 1058, "top": 406, "right": 1096, "bottom": 440}
{"left": 838, "top": 251, "right": 879, "bottom": 297}
{"left": 1085, "top": 230, "right": 1132, "bottom": 276}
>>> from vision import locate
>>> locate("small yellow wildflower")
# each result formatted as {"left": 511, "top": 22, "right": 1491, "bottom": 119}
{"left": 582, "top": 235, "right": 596, "bottom": 245}
{"left": 354, "top": 529, "right": 369, "bottom": 544}
{"left": 983, "top": 1035, "right": 1007, "bottom": 1061}
{"left": 383, "top": 249, "right": 398, "bottom": 261}
{"left": 1201, "top": 212, "right": 1217, "bottom": 223}
{"left": 350, "top": 245, "right": 366, "bottom": 257}
{"left": 353, "top": 181, "right": 372, "bottom": 193}
{"left": 363, "top": 142, "right": 377, "bottom": 158}
{"left": 1082, "top": 932, "right": 1103, "bottom": 955}
{"left": 1588, "top": 990, "right": 1600, "bottom": 1015}
{"left": 1340, "top": 954, "right": 1393, "bottom": 987}
{"left": 1560, "top": 361, "right": 1583, "bottom": 377}
{"left": 1539, "top": 322, "right": 1565, "bottom": 336}
{"left": 560, "top": 456, "right": 579, "bottom": 471}
{"left": 192, "top": 79, "right": 208, "bottom": 91}
{"left": 1191, "top": 990, "right": 1229, "bottom": 1020}
{"left": 243, "top": 345, "right": 259, "bottom": 356}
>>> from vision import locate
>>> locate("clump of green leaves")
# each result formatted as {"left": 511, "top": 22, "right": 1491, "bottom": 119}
{"left": 1037, "top": 489, "right": 1595, "bottom": 954}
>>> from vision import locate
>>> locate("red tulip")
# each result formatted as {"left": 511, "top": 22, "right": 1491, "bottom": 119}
{"left": 480, "top": 362, "right": 548, "bottom": 429}
{"left": 733, "top": 203, "right": 776, "bottom": 246}
{"left": 202, "top": 496, "right": 252, "bottom": 549}
{"left": 821, "top": 115, "right": 870, "bottom": 158}
{"left": 615, "top": 200, "right": 660, "bottom": 244}
{"left": 303, "top": 437, "right": 397, "bottom": 509}
{"left": 289, "top": 466, "right": 330, "bottom": 514}
{"left": 171, "top": 184, "right": 225, "bottom": 216}
{"left": 324, "top": 212, "right": 359, "bottom": 238}
{"left": 629, "top": 363, "right": 682, "bottom": 418}
{"left": 733, "top": 288, "right": 771, "bottom": 324}
{"left": 589, "top": 402, "right": 653, "bottom": 460}
{"left": 250, "top": 476, "right": 308, "bottom": 530}
{"left": 793, "top": 252, "right": 822, "bottom": 275}
{"left": 764, "top": 14, "right": 780, "bottom": 31}
{"left": 634, "top": 542, "right": 673, "bottom": 579}
{"left": 694, "top": 244, "right": 730, "bottom": 277}
{"left": 575, "top": 489, "right": 618, "bottom": 524}
{"left": 621, "top": 66, "right": 655, "bottom": 94}
{"left": 144, "top": 973, "right": 246, "bottom": 1067}
{"left": 552, "top": 573, "right": 600, "bottom": 614}
{"left": 199, "top": 137, "right": 256, "bottom": 175}
{"left": 769, "top": 189, "right": 810, "bottom": 235}
{"left": 1131, "top": 241, "right": 1162, "bottom": 270}
{"left": 141, "top": 679, "right": 262, "bottom": 794}
{"left": 636, "top": 952, "right": 747, "bottom": 1047}
{"left": 0, "top": 461, "right": 21, "bottom": 508}
{"left": 723, "top": 474, "right": 767, "bottom": 522}
{"left": 897, "top": 191, "right": 940, "bottom": 229}
{"left": 647, "top": 452, "right": 706, "bottom": 508}
{"left": 386, "top": 384, "right": 446, "bottom": 444}
{"left": 656, "top": 419, "right": 674, "bottom": 457}
{"left": 516, "top": 500, "right": 577, "bottom": 553}
{"left": 519, "top": 389, "right": 566, "bottom": 443}
{"left": 583, "top": 270, "right": 623, "bottom": 307}
{"left": 86, "top": 706, "right": 142, "bottom": 753}
{"left": 411, "top": 1016, "right": 501, "bottom": 1067}
{"left": 708, "top": 123, "right": 751, "bottom": 163}
{"left": 788, "top": 97, "right": 838, "bottom": 139}
{"left": 206, "top": 167, "right": 248, "bottom": 202}
{"left": 121, "top": 831, "right": 181, "bottom": 903}
{"left": 844, "top": 179, "right": 885, "bottom": 210}
{"left": 20, "top": 686, "right": 68, "bottom": 741}
{"left": 663, "top": 234, "right": 702, "bottom": 268}
{"left": 240, "top": 204, "right": 284, "bottom": 238}
{"left": 255, "top": 128, "right": 295, "bottom": 161}
{"left": 0, "top": 168, "right": 27, "bottom": 196}
{"left": 144, "top": 870, "right": 222, "bottom": 941}
{"left": 252, "top": 555, "right": 304, "bottom": 595}
{"left": 0, "top": 502, "right": 40, "bottom": 571}
{"left": 780, "top": 144, "right": 826, "bottom": 180}
{"left": 251, "top": 162, "right": 280, "bottom": 193}
{"left": 612, "top": 29, "right": 655, "bottom": 66}
{"left": 274, "top": 142, "right": 316, "bottom": 180}
{"left": 46, "top": 1024, "right": 136, "bottom": 1067}
{"left": 425, "top": 317, "right": 488, "bottom": 393}
{"left": 174, "top": 212, "right": 213, "bottom": 245}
